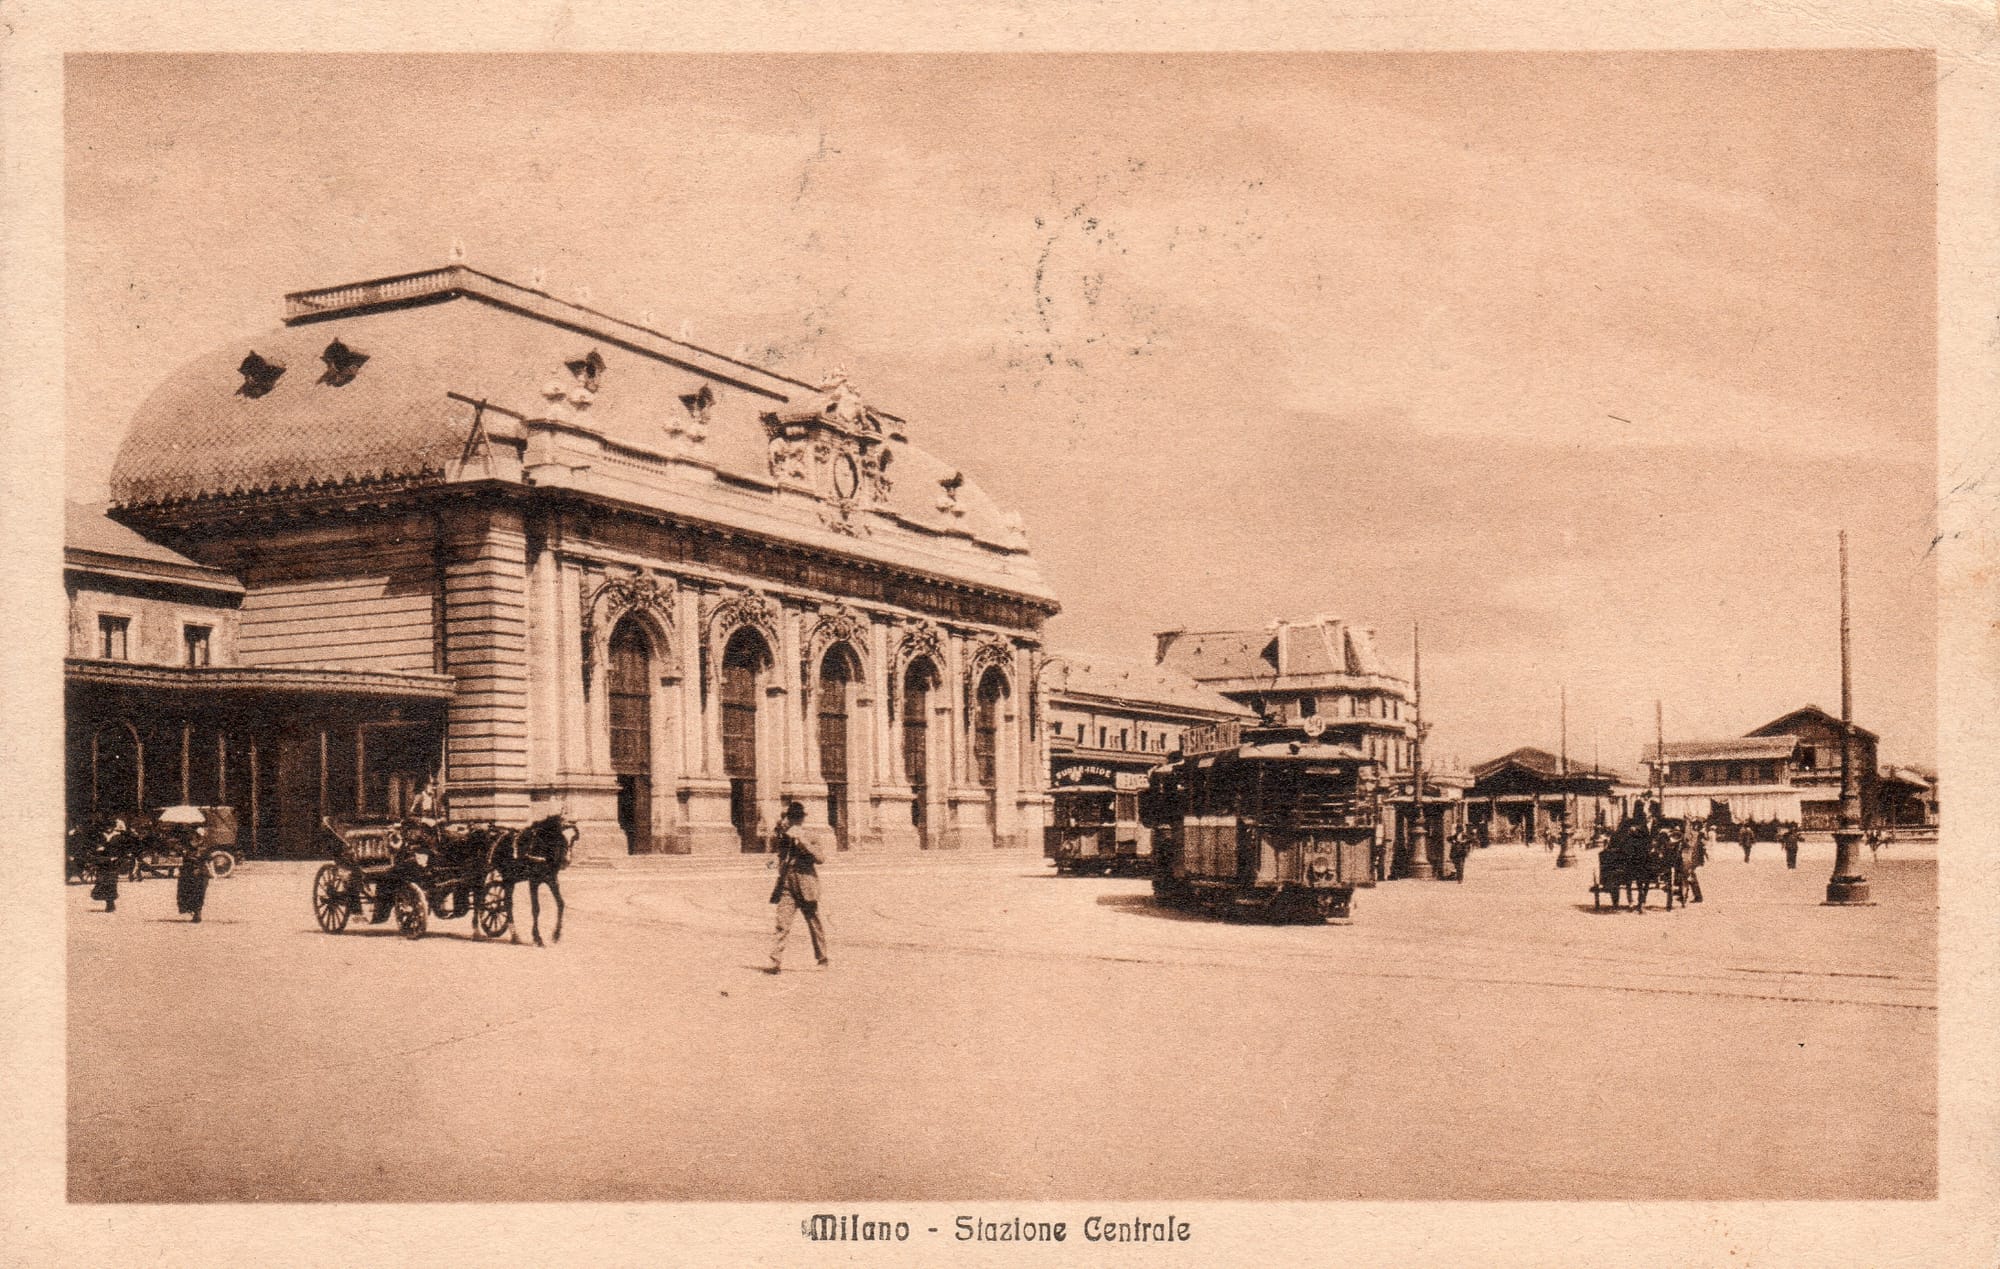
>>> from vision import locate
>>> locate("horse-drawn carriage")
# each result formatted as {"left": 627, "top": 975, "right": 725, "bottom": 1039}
{"left": 1590, "top": 818, "right": 1702, "bottom": 912}
{"left": 66, "top": 807, "right": 239, "bottom": 883}
{"left": 314, "top": 813, "right": 576, "bottom": 943}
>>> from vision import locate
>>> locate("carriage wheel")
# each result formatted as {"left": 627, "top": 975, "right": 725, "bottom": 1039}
{"left": 393, "top": 882, "right": 429, "bottom": 939}
{"left": 206, "top": 850, "right": 236, "bottom": 879}
{"left": 312, "top": 864, "right": 350, "bottom": 933}
{"left": 474, "top": 868, "right": 513, "bottom": 940}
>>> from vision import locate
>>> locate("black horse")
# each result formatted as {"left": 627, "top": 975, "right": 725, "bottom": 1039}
{"left": 1595, "top": 821, "right": 1681, "bottom": 911}
{"left": 486, "top": 814, "right": 577, "bottom": 946}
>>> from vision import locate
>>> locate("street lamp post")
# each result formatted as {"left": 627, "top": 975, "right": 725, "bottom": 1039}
{"left": 1399, "top": 622, "right": 1436, "bottom": 880}
{"left": 1826, "top": 530, "right": 1872, "bottom": 905}
{"left": 1555, "top": 684, "right": 1576, "bottom": 868}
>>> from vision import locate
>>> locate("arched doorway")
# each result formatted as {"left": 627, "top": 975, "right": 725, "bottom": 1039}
{"left": 903, "top": 658, "right": 939, "bottom": 848}
{"left": 817, "top": 645, "right": 860, "bottom": 850}
{"left": 973, "top": 667, "right": 1010, "bottom": 846}
{"left": 607, "top": 617, "right": 653, "bottom": 854}
{"left": 722, "top": 628, "right": 772, "bottom": 851}
{"left": 92, "top": 720, "right": 141, "bottom": 816}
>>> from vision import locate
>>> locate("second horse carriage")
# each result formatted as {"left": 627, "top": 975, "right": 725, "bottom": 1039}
{"left": 314, "top": 812, "right": 577, "bottom": 944}
{"left": 1591, "top": 813, "right": 1702, "bottom": 912}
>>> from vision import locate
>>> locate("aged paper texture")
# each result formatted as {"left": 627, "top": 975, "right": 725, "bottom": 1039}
{"left": 4, "top": 1, "right": 1997, "bottom": 1265}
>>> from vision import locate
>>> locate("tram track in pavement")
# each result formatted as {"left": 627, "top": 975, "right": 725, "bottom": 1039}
{"left": 597, "top": 873, "right": 1936, "bottom": 1014}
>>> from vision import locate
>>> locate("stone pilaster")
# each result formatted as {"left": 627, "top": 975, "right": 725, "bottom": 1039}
{"left": 439, "top": 503, "right": 533, "bottom": 828}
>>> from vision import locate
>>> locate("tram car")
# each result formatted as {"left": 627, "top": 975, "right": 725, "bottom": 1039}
{"left": 1043, "top": 778, "right": 1153, "bottom": 876}
{"left": 1141, "top": 718, "right": 1380, "bottom": 922}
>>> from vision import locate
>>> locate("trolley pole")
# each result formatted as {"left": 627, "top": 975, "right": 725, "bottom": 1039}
{"left": 1826, "top": 530, "right": 1872, "bottom": 904}
{"left": 1555, "top": 685, "right": 1576, "bottom": 868}
{"left": 1399, "top": 622, "right": 1436, "bottom": 879}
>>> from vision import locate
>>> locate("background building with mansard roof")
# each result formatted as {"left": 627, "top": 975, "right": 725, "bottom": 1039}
{"left": 1153, "top": 614, "right": 1416, "bottom": 776}
{"left": 98, "top": 264, "right": 1057, "bottom": 858}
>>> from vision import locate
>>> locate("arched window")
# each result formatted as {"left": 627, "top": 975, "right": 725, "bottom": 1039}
{"left": 817, "top": 646, "right": 858, "bottom": 849}
{"left": 608, "top": 617, "right": 653, "bottom": 853}
{"left": 92, "top": 719, "right": 142, "bottom": 815}
{"left": 722, "top": 628, "right": 772, "bottom": 850}
{"left": 974, "top": 668, "right": 1008, "bottom": 789}
{"left": 903, "top": 658, "right": 938, "bottom": 836}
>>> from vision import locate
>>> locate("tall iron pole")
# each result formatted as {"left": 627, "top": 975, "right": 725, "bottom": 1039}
{"left": 1400, "top": 622, "right": 1436, "bottom": 879}
{"left": 1654, "top": 700, "right": 1665, "bottom": 808}
{"left": 1827, "top": 529, "right": 1871, "bottom": 904}
{"left": 1555, "top": 685, "right": 1576, "bottom": 867}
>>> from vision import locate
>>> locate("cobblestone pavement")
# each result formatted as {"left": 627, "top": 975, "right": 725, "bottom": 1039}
{"left": 67, "top": 839, "right": 1935, "bottom": 1202}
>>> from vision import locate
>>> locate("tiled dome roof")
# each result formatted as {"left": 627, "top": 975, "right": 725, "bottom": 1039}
{"left": 107, "top": 270, "right": 1036, "bottom": 570}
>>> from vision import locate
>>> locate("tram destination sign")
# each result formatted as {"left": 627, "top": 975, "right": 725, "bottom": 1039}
{"left": 1183, "top": 720, "right": 1242, "bottom": 756}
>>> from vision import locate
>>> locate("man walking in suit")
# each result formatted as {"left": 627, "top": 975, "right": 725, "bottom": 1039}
{"left": 765, "top": 801, "right": 829, "bottom": 974}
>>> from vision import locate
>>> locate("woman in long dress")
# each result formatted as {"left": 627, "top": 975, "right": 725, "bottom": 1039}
{"left": 161, "top": 806, "right": 211, "bottom": 923}
{"left": 87, "top": 821, "right": 128, "bottom": 912}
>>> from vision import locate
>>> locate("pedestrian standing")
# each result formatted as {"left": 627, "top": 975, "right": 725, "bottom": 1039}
{"left": 1448, "top": 828, "right": 1470, "bottom": 885}
{"left": 765, "top": 801, "right": 828, "bottom": 974}
{"left": 162, "top": 806, "right": 211, "bottom": 923}
{"left": 87, "top": 820, "right": 129, "bottom": 912}
{"left": 1739, "top": 824, "right": 1755, "bottom": 863}
{"left": 1782, "top": 825, "right": 1800, "bottom": 870}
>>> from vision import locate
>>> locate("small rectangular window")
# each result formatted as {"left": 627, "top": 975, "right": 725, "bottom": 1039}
{"left": 1119, "top": 728, "right": 1129, "bottom": 750}
{"left": 98, "top": 615, "right": 129, "bottom": 661}
{"left": 184, "top": 624, "right": 212, "bottom": 667}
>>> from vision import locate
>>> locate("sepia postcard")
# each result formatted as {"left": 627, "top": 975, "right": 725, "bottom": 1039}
{"left": 4, "top": 2, "right": 1998, "bottom": 1265}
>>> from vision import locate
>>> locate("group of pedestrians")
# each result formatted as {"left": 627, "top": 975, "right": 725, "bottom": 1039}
{"left": 1737, "top": 823, "right": 1804, "bottom": 869}
{"left": 80, "top": 807, "right": 214, "bottom": 923}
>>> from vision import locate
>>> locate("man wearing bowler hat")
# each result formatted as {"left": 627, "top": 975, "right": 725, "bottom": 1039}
{"left": 765, "top": 801, "right": 829, "bottom": 973}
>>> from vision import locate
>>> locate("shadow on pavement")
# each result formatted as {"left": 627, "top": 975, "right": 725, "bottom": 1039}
{"left": 1094, "top": 893, "right": 1269, "bottom": 924}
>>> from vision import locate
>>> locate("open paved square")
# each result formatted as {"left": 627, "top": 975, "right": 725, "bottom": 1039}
{"left": 68, "top": 839, "right": 1935, "bottom": 1203}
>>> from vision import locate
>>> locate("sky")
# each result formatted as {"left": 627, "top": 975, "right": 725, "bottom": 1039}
{"left": 63, "top": 51, "right": 1939, "bottom": 773}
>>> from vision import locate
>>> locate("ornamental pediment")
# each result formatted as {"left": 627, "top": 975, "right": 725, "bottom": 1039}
{"left": 761, "top": 369, "right": 894, "bottom": 535}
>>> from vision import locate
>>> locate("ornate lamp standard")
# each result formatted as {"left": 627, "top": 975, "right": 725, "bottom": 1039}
{"left": 1826, "top": 530, "right": 1872, "bottom": 905}
{"left": 1555, "top": 684, "right": 1577, "bottom": 868}
{"left": 1398, "top": 623, "right": 1436, "bottom": 879}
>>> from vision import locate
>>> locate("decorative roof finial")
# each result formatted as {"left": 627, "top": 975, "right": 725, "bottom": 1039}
{"left": 448, "top": 237, "right": 467, "bottom": 263}
{"left": 530, "top": 266, "right": 547, "bottom": 290}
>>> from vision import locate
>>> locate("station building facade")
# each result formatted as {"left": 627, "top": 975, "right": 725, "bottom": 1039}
{"left": 1464, "top": 747, "right": 1636, "bottom": 844}
{"left": 98, "top": 265, "right": 1057, "bottom": 860}
{"left": 1040, "top": 652, "right": 1250, "bottom": 792}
